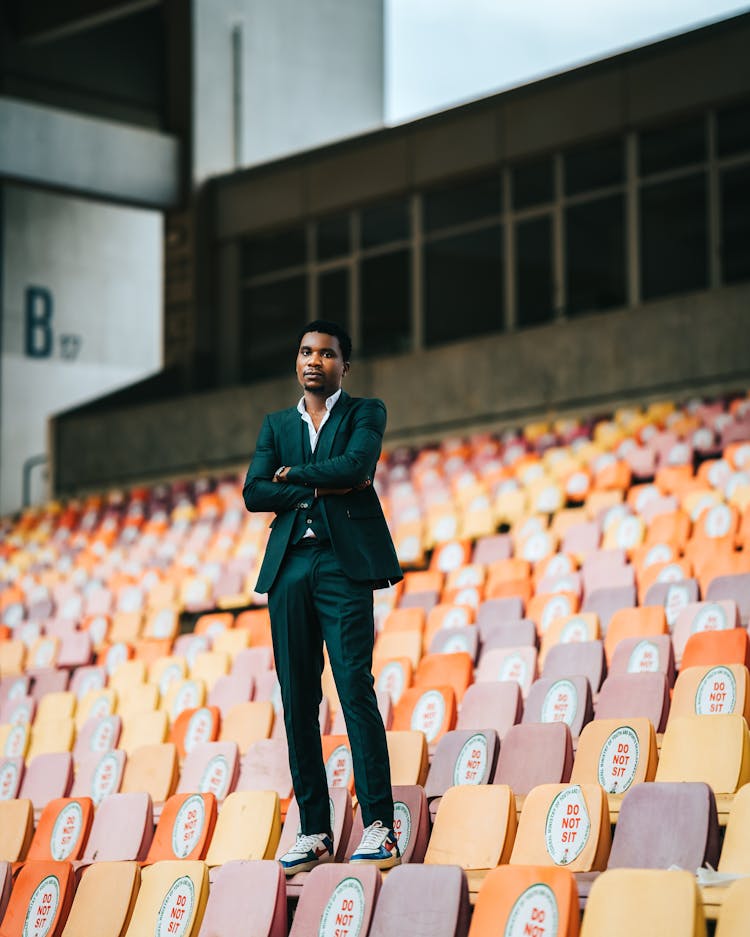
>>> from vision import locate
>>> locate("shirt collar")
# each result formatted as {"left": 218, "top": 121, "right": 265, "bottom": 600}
{"left": 297, "top": 388, "right": 342, "bottom": 415}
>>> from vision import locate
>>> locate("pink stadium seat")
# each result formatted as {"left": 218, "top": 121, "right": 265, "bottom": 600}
{"left": 706, "top": 574, "right": 750, "bottom": 625}
{"left": 288, "top": 864, "right": 381, "bottom": 937}
{"left": 197, "top": 860, "right": 287, "bottom": 937}
{"left": 425, "top": 729, "right": 499, "bottom": 819}
{"left": 76, "top": 792, "right": 154, "bottom": 867}
{"left": 608, "top": 635, "right": 676, "bottom": 686}
{"left": 236, "top": 738, "right": 293, "bottom": 803}
{"left": 543, "top": 640, "right": 607, "bottom": 692}
{"left": 276, "top": 787, "right": 353, "bottom": 891}
{"left": 456, "top": 681, "right": 523, "bottom": 737}
{"left": 476, "top": 598, "right": 526, "bottom": 640}
{"left": 472, "top": 535, "right": 513, "bottom": 565}
{"left": 345, "top": 785, "right": 430, "bottom": 864}
{"left": 523, "top": 675, "right": 594, "bottom": 739}
{"left": 495, "top": 722, "right": 573, "bottom": 795}
{"left": 57, "top": 632, "right": 93, "bottom": 670}
{"left": 582, "top": 585, "right": 637, "bottom": 633}
{"left": 20, "top": 752, "right": 74, "bottom": 815}
{"left": 562, "top": 521, "right": 602, "bottom": 557}
{"left": 207, "top": 674, "right": 254, "bottom": 716}
{"left": 368, "top": 864, "right": 470, "bottom": 937}
{"left": 0, "top": 693, "right": 35, "bottom": 725}
{"left": 177, "top": 741, "right": 240, "bottom": 803}
{"left": 480, "top": 619, "right": 538, "bottom": 650}
{"left": 230, "top": 646, "right": 275, "bottom": 683}
{"left": 68, "top": 666, "right": 107, "bottom": 699}
{"left": 429, "top": 626, "right": 480, "bottom": 661}
{"left": 73, "top": 715, "right": 122, "bottom": 761}
{"left": 29, "top": 668, "right": 69, "bottom": 700}
{"left": 595, "top": 672, "right": 671, "bottom": 733}
{"left": 71, "top": 750, "right": 126, "bottom": 806}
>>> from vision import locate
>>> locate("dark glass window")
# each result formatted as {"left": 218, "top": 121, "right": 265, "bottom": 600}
{"left": 717, "top": 100, "right": 750, "bottom": 157}
{"left": 639, "top": 117, "right": 706, "bottom": 175}
{"left": 316, "top": 214, "right": 350, "bottom": 260}
{"left": 242, "top": 227, "right": 306, "bottom": 278}
{"left": 360, "top": 251, "right": 411, "bottom": 357}
{"left": 362, "top": 199, "right": 410, "bottom": 248}
{"left": 640, "top": 173, "right": 708, "bottom": 300}
{"left": 424, "top": 226, "right": 503, "bottom": 346}
{"left": 512, "top": 157, "right": 554, "bottom": 209}
{"left": 565, "top": 137, "right": 624, "bottom": 194}
{"left": 317, "top": 268, "right": 349, "bottom": 327}
{"left": 721, "top": 164, "right": 750, "bottom": 284}
{"left": 516, "top": 216, "right": 554, "bottom": 327}
{"left": 565, "top": 195, "right": 626, "bottom": 316}
{"left": 423, "top": 174, "right": 501, "bottom": 232}
{"left": 240, "top": 276, "right": 306, "bottom": 380}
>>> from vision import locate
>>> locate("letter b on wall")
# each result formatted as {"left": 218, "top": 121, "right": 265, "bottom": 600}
{"left": 25, "top": 286, "right": 54, "bottom": 358}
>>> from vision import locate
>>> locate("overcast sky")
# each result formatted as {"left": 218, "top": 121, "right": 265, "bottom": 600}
{"left": 385, "top": 0, "right": 749, "bottom": 123}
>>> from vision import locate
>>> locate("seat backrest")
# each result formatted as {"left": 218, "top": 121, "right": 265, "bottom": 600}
{"left": 0, "top": 797, "right": 34, "bottom": 862}
{"left": 236, "top": 738, "right": 293, "bottom": 799}
{"left": 595, "top": 672, "right": 671, "bottom": 733}
{"left": 20, "top": 752, "right": 74, "bottom": 813}
{"left": 656, "top": 714, "right": 750, "bottom": 794}
{"left": 119, "top": 709, "right": 168, "bottom": 755}
{"left": 456, "top": 681, "right": 523, "bottom": 737}
{"left": 543, "top": 641, "right": 607, "bottom": 692}
{"left": 425, "top": 784, "right": 516, "bottom": 869}
{"left": 392, "top": 687, "right": 457, "bottom": 746}
{"left": 523, "top": 675, "right": 593, "bottom": 738}
{"left": 669, "top": 664, "right": 750, "bottom": 724}
{"left": 604, "top": 606, "right": 667, "bottom": 662}
{"left": 196, "top": 860, "right": 287, "bottom": 937}
{"left": 580, "top": 868, "right": 706, "bottom": 937}
{"left": 510, "top": 783, "right": 611, "bottom": 872}
{"left": 276, "top": 787, "right": 352, "bottom": 865}
{"left": 718, "top": 781, "right": 750, "bottom": 874}
{"left": 672, "top": 600, "right": 741, "bottom": 665}
{"left": 73, "top": 715, "right": 122, "bottom": 762}
{"left": 123, "top": 860, "right": 209, "bottom": 937}
{"left": 495, "top": 722, "right": 573, "bottom": 795}
{"left": 368, "top": 864, "right": 470, "bottom": 937}
{"left": 205, "top": 790, "right": 281, "bottom": 867}
{"left": 386, "top": 731, "right": 429, "bottom": 786}
{"left": 288, "top": 863, "right": 381, "bottom": 937}
{"left": 218, "top": 701, "right": 274, "bottom": 754}
{"left": 479, "top": 619, "right": 538, "bottom": 652}
{"left": 645, "top": 579, "right": 700, "bottom": 630}
{"left": 468, "top": 865, "right": 579, "bottom": 937}
{"left": 681, "top": 630, "right": 750, "bottom": 672}
{"left": 571, "top": 718, "right": 657, "bottom": 794}
{"left": 608, "top": 781, "right": 719, "bottom": 871}
{"left": 475, "top": 647, "right": 538, "bottom": 697}
{"left": 60, "top": 860, "right": 140, "bottom": 937}
{"left": 581, "top": 585, "right": 637, "bottom": 634}
{"left": 120, "top": 743, "right": 178, "bottom": 804}
{"left": 206, "top": 675, "right": 253, "bottom": 717}
{"left": 170, "top": 707, "right": 222, "bottom": 760}
{"left": 146, "top": 792, "right": 217, "bottom": 863}
{"left": 427, "top": 622, "right": 480, "bottom": 661}
{"left": 70, "top": 750, "right": 126, "bottom": 806}
{"left": 414, "top": 652, "right": 474, "bottom": 702}
{"left": 475, "top": 598, "right": 525, "bottom": 640}
{"left": 706, "top": 573, "right": 750, "bottom": 626}
{"left": 177, "top": 741, "right": 240, "bottom": 802}
{"left": 0, "top": 755, "right": 24, "bottom": 801}
{"left": 229, "top": 646, "right": 275, "bottom": 683}
{"left": 345, "top": 785, "right": 430, "bottom": 865}
{"left": 425, "top": 730, "right": 499, "bottom": 805}
{"left": 1, "top": 860, "right": 75, "bottom": 937}
{"left": 27, "top": 716, "right": 76, "bottom": 761}
{"left": 81, "top": 791, "right": 154, "bottom": 863}
{"left": 608, "top": 635, "right": 675, "bottom": 686}
{"left": 715, "top": 875, "right": 750, "bottom": 937}
{"left": 27, "top": 797, "right": 95, "bottom": 862}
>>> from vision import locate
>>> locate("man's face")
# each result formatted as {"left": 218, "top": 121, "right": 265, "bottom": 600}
{"left": 296, "top": 331, "right": 349, "bottom": 396}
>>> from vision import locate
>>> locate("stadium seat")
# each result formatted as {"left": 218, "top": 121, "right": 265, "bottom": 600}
{"left": 715, "top": 876, "right": 750, "bottom": 937}
{"left": 60, "top": 860, "right": 141, "bottom": 937}
{"left": 170, "top": 706, "right": 221, "bottom": 759}
{"left": 475, "top": 647, "right": 538, "bottom": 697}
{"left": 207, "top": 674, "right": 253, "bottom": 716}
{"left": 604, "top": 606, "right": 668, "bottom": 663}
{"left": 0, "top": 755, "right": 24, "bottom": 800}
{"left": 0, "top": 798, "right": 33, "bottom": 862}
{"left": 425, "top": 729, "right": 499, "bottom": 818}
{"left": 288, "top": 863, "right": 381, "bottom": 937}
{"left": 456, "top": 681, "right": 523, "bottom": 737}
{"left": 146, "top": 792, "right": 217, "bottom": 863}
{"left": 582, "top": 585, "right": 637, "bottom": 633}
{"left": 608, "top": 635, "right": 676, "bottom": 686}
{"left": 75, "top": 688, "right": 117, "bottom": 729}
{"left": 706, "top": 574, "right": 750, "bottom": 625}
{"left": 120, "top": 742, "right": 178, "bottom": 805}
{"left": 475, "top": 598, "right": 525, "bottom": 640}
{"left": 595, "top": 672, "right": 671, "bottom": 733}
{"left": 429, "top": 625, "right": 480, "bottom": 660}
{"left": 0, "top": 860, "right": 75, "bottom": 937}
{"left": 392, "top": 686, "right": 456, "bottom": 746}
{"left": 669, "top": 664, "right": 750, "bottom": 723}
{"left": 236, "top": 738, "right": 292, "bottom": 805}
{"left": 25, "top": 796, "right": 94, "bottom": 863}
{"left": 681, "top": 631, "right": 750, "bottom": 672}
{"left": 345, "top": 785, "right": 429, "bottom": 864}
{"left": 413, "top": 652, "right": 474, "bottom": 701}
{"left": 123, "top": 860, "right": 208, "bottom": 937}
{"left": 495, "top": 722, "right": 574, "bottom": 798}
{"left": 230, "top": 646, "right": 274, "bottom": 684}
{"left": 71, "top": 750, "right": 126, "bottom": 805}
{"left": 368, "top": 864, "right": 471, "bottom": 937}
{"left": 177, "top": 741, "right": 239, "bottom": 802}
{"left": 479, "top": 618, "right": 538, "bottom": 651}
{"left": 196, "top": 860, "right": 287, "bottom": 937}
{"left": 571, "top": 718, "right": 657, "bottom": 798}
{"left": 523, "top": 675, "right": 593, "bottom": 739}
{"left": 119, "top": 709, "right": 168, "bottom": 754}
{"left": 373, "top": 631, "right": 423, "bottom": 670}
{"left": 386, "top": 730, "right": 429, "bottom": 786}
{"left": 77, "top": 792, "right": 154, "bottom": 866}
{"left": 468, "top": 865, "right": 580, "bottom": 937}
{"left": 205, "top": 790, "right": 281, "bottom": 866}
{"left": 217, "top": 701, "right": 274, "bottom": 753}
{"left": 543, "top": 641, "right": 607, "bottom": 693}
{"left": 20, "top": 752, "right": 74, "bottom": 816}
{"left": 374, "top": 657, "right": 413, "bottom": 705}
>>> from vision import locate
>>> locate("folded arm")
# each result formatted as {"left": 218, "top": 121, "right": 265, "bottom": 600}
{"left": 243, "top": 416, "right": 311, "bottom": 513}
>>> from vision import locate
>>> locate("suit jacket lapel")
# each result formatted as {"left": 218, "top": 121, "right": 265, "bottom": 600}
{"left": 284, "top": 407, "right": 305, "bottom": 465}
{"left": 315, "top": 390, "right": 350, "bottom": 463}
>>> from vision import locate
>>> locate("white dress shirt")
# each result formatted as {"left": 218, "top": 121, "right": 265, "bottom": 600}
{"left": 296, "top": 388, "right": 341, "bottom": 537}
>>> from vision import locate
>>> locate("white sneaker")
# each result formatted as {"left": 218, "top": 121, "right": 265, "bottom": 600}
{"left": 349, "top": 820, "right": 401, "bottom": 869}
{"left": 278, "top": 832, "right": 334, "bottom": 876}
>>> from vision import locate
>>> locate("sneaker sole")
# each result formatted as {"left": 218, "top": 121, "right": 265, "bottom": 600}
{"left": 280, "top": 855, "right": 331, "bottom": 876}
{"left": 349, "top": 854, "right": 401, "bottom": 870}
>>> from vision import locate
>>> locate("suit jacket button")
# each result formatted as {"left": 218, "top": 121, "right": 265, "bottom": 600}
{"left": 306, "top": 519, "right": 313, "bottom": 524}
{"left": 300, "top": 502, "right": 309, "bottom": 509}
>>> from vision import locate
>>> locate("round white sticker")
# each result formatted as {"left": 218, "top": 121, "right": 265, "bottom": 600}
{"left": 76, "top": 670, "right": 105, "bottom": 698}
{"left": 159, "top": 663, "right": 183, "bottom": 697}
{"left": 499, "top": 653, "right": 528, "bottom": 687}
{"left": 541, "top": 680, "right": 578, "bottom": 727}
{"left": 7, "top": 678, "right": 27, "bottom": 701}
{"left": 376, "top": 662, "right": 406, "bottom": 704}
{"left": 318, "top": 877, "right": 366, "bottom": 937}
{"left": 560, "top": 618, "right": 589, "bottom": 643}
{"left": 392, "top": 801, "right": 412, "bottom": 854}
{"left": 199, "top": 755, "right": 230, "bottom": 799}
{"left": 656, "top": 563, "right": 686, "bottom": 584}
{"left": 616, "top": 517, "right": 641, "bottom": 549}
{"left": 156, "top": 875, "right": 195, "bottom": 937}
{"left": 544, "top": 785, "right": 591, "bottom": 865}
{"left": 410, "top": 690, "right": 447, "bottom": 743}
{"left": 184, "top": 708, "right": 214, "bottom": 753}
{"left": 442, "top": 633, "right": 471, "bottom": 654}
{"left": 172, "top": 682, "right": 200, "bottom": 720}
{"left": 452, "top": 733, "right": 488, "bottom": 785}
{"left": 454, "top": 587, "right": 480, "bottom": 608}
{"left": 50, "top": 801, "right": 83, "bottom": 860}
{"left": 644, "top": 543, "right": 672, "bottom": 568}
{"left": 87, "top": 616, "right": 109, "bottom": 647}
{"left": 695, "top": 666, "right": 737, "bottom": 715}
{"left": 691, "top": 604, "right": 729, "bottom": 634}
{"left": 437, "top": 542, "right": 465, "bottom": 572}
{"left": 33, "top": 640, "right": 55, "bottom": 668}
{"left": 440, "top": 607, "right": 470, "bottom": 630}
{"left": 91, "top": 752, "right": 121, "bottom": 805}
{"left": 705, "top": 504, "right": 731, "bottom": 538}
{"left": 325, "top": 744, "right": 353, "bottom": 788}
{"left": 665, "top": 584, "right": 690, "bottom": 628}
{"left": 541, "top": 595, "right": 572, "bottom": 633}
{"left": 22, "top": 874, "right": 60, "bottom": 937}
{"left": 627, "top": 640, "right": 660, "bottom": 673}
{"left": 152, "top": 609, "right": 175, "bottom": 639}
{"left": 172, "top": 795, "right": 206, "bottom": 859}
{"left": 8, "top": 700, "right": 33, "bottom": 725}
{"left": 4, "top": 723, "right": 28, "bottom": 758}
{"left": 0, "top": 759, "right": 19, "bottom": 800}
{"left": 503, "top": 883, "right": 559, "bottom": 937}
{"left": 523, "top": 532, "right": 551, "bottom": 563}
{"left": 597, "top": 726, "right": 640, "bottom": 794}
{"left": 90, "top": 716, "right": 117, "bottom": 753}
{"left": 105, "top": 643, "right": 128, "bottom": 675}
{"left": 545, "top": 554, "right": 573, "bottom": 578}
{"left": 88, "top": 693, "right": 113, "bottom": 721}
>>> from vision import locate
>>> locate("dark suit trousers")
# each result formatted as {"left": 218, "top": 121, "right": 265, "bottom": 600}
{"left": 268, "top": 539, "right": 394, "bottom": 835}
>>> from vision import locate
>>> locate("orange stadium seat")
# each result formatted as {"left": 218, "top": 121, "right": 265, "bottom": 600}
{"left": 469, "top": 865, "right": 580, "bottom": 937}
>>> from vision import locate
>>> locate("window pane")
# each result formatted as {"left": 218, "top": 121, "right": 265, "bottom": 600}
{"left": 360, "top": 251, "right": 411, "bottom": 357}
{"left": 516, "top": 216, "right": 554, "bottom": 327}
{"left": 424, "top": 226, "right": 503, "bottom": 346}
{"left": 362, "top": 198, "right": 410, "bottom": 248}
{"left": 242, "top": 227, "right": 306, "bottom": 278}
{"left": 565, "top": 194, "right": 626, "bottom": 316}
{"left": 241, "top": 276, "right": 307, "bottom": 381}
{"left": 717, "top": 99, "right": 750, "bottom": 157}
{"left": 316, "top": 214, "right": 350, "bottom": 260}
{"left": 640, "top": 173, "right": 707, "bottom": 301}
{"left": 316, "top": 268, "right": 349, "bottom": 328}
{"left": 565, "top": 137, "right": 624, "bottom": 195}
{"left": 721, "top": 164, "right": 750, "bottom": 284}
{"left": 512, "top": 156, "right": 554, "bottom": 209}
{"left": 639, "top": 116, "right": 705, "bottom": 175}
{"left": 423, "top": 174, "right": 501, "bottom": 232}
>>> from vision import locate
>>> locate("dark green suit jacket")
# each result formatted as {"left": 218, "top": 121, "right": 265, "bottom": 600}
{"left": 243, "top": 391, "right": 403, "bottom": 594}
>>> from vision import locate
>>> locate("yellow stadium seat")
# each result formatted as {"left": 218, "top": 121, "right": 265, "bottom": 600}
{"left": 119, "top": 709, "right": 169, "bottom": 754}
{"left": 218, "top": 701, "right": 274, "bottom": 754}
{"left": 204, "top": 790, "right": 281, "bottom": 867}
{"left": 123, "top": 860, "right": 208, "bottom": 937}
{"left": 61, "top": 860, "right": 141, "bottom": 937}
{"left": 121, "top": 742, "right": 179, "bottom": 805}
{"left": 386, "top": 730, "right": 429, "bottom": 786}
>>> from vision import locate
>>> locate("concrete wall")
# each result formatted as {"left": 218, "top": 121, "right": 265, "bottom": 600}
{"left": 192, "top": 0, "right": 383, "bottom": 182}
{"left": 51, "top": 284, "right": 750, "bottom": 495}
{"left": 1, "top": 184, "right": 163, "bottom": 513}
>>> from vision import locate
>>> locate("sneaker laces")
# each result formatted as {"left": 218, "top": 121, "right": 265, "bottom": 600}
{"left": 358, "top": 820, "right": 389, "bottom": 850}
{"left": 292, "top": 833, "right": 328, "bottom": 854}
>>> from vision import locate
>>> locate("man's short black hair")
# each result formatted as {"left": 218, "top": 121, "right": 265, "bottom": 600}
{"left": 297, "top": 320, "right": 352, "bottom": 362}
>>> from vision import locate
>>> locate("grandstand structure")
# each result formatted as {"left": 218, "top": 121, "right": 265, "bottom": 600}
{"left": 1, "top": 4, "right": 750, "bottom": 936}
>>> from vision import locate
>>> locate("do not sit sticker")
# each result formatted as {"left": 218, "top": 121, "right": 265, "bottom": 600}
{"left": 156, "top": 875, "right": 195, "bottom": 937}
{"left": 325, "top": 745, "right": 353, "bottom": 788}
{"left": 23, "top": 874, "right": 60, "bottom": 937}
{"left": 503, "top": 882, "right": 559, "bottom": 937}
{"left": 318, "top": 876, "right": 366, "bottom": 937}
{"left": 627, "top": 640, "right": 660, "bottom": 673}
{"left": 597, "top": 726, "right": 640, "bottom": 794}
{"left": 540, "top": 680, "right": 578, "bottom": 727}
{"left": 544, "top": 785, "right": 591, "bottom": 866}
{"left": 695, "top": 666, "right": 737, "bottom": 715}
{"left": 172, "top": 795, "right": 206, "bottom": 859}
{"left": 410, "top": 690, "right": 446, "bottom": 743}
{"left": 392, "top": 801, "right": 412, "bottom": 854}
{"left": 453, "top": 734, "right": 488, "bottom": 785}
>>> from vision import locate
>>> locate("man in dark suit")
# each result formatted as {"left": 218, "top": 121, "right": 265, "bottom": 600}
{"left": 243, "top": 320, "right": 403, "bottom": 875}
